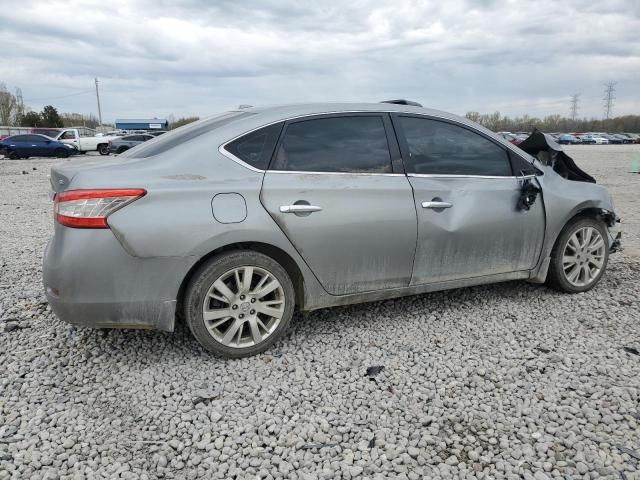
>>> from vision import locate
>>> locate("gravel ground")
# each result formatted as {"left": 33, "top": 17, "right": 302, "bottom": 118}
{"left": 1, "top": 147, "right": 639, "bottom": 480}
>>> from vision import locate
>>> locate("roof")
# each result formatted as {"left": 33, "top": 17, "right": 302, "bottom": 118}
{"left": 114, "top": 118, "right": 168, "bottom": 124}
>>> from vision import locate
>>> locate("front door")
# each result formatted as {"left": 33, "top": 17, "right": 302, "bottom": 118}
{"left": 392, "top": 114, "right": 545, "bottom": 285}
{"left": 260, "top": 114, "right": 417, "bottom": 295}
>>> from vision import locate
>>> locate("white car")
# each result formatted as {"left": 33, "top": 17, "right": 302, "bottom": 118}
{"left": 55, "top": 128, "right": 121, "bottom": 155}
{"left": 580, "top": 134, "right": 609, "bottom": 145}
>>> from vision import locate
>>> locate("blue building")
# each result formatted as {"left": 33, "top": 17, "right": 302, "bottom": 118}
{"left": 114, "top": 118, "right": 169, "bottom": 131}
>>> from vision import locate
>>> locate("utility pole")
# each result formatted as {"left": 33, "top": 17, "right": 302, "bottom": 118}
{"left": 569, "top": 93, "right": 580, "bottom": 121}
{"left": 94, "top": 77, "right": 103, "bottom": 127}
{"left": 603, "top": 82, "right": 616, "bottom": 120}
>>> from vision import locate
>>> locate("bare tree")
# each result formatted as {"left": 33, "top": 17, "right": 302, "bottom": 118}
{"left": 15, "top": 87, "right": 24, "bottom": 125}
{"left": 603, "top": 82, "right": 616, "bottom": 120}
{"left": 569, "top": 93, "right": 580, "bottom": 121}
{"left": 0, "top": 82, "right": 17, "bottom": 125}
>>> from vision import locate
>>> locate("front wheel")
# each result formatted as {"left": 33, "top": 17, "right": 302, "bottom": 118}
{"left": 547, "top": 217, "right": 609, "bottom": 293}
{"left": 54, "top": 148, "right": 70, "bottom": 158}
{"left": 184, "top": 251, "right": 295, "bottom": 358}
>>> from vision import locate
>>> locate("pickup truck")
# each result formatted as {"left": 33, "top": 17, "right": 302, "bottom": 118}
{"left": 55, "top": 128, "right": 120, "bottom": 155}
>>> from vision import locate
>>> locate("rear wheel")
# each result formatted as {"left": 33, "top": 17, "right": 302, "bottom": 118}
{"left": 54, "top": 148, "right": 69, "bottom": 158}
{"left": 184, "top": 251, "right": 295, "bottom": 358}
{"left": 547, "top": 217, "right": 609, "bottom": 293}
{"left": 8, "top": 150, "right": 19, "bottom": 160}
{"left": 98, "top": 144, "right": 109, "bottom": 156}
{"left": 117, "top": 146, "right": 129, "bottom": 154}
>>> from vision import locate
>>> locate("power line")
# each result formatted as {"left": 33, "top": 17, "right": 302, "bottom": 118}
{"left": 603, "top": 82, "right": 616, "bottom": 120}
{"left": 570, "top": 93, "right": 580, "bottom": 121}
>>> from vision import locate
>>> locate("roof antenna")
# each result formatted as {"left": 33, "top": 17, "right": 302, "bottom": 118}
{"left": 380, "top": 99, "right": 423, "bottom": 107}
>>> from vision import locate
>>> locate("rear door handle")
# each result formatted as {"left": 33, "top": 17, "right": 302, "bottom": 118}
{"left": 279, "top": 205, "right": 323, "bottom": 213}
{"left": 422, "top": 201, "right": 453, "bottom": 209}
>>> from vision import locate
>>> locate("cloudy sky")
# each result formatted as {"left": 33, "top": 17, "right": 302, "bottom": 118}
{"left": 1, "top": 0, "right": 639, "bottom": 123}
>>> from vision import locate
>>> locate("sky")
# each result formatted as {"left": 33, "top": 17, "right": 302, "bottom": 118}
{"left": 1, "top": 0, "right": 639, "bottom": 123}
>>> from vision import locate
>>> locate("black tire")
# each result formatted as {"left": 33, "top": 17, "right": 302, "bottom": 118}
{"left": 117, "top": 146, "right": 129, "bottom": 154}
{"left": 546, "top": 216, "right": 609, "bottom": 293}
{"left": 98, "top": 144, "right": 109, "bottom": 156}
{"left": 54, "top": 148, "right": 69, "bottom": 158}
{"left": 184, "top": 251, "right": 295, "bottom": 358}
{"left": 8, "top": 150, "right": 19, "bottom": 160}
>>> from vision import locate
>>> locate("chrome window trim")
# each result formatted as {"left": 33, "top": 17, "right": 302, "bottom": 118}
{"left": 407, "top": 173, "right": 518, "bottom": 180}
{"left": 218, "top": 145, "right": 266, "bottom": 173}
{"left": 268, "top": 170, "right": 405, "bottom": 177}
{"left": 218, "top": 110, "right": 536, "bottom": 175}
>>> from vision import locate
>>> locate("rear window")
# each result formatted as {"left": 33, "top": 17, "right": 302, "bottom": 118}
{"left": 124, "top": 111, "right": 250, "bottom": 158}
{"left": 223, "top": 122, "right": 283, "bottom": 170}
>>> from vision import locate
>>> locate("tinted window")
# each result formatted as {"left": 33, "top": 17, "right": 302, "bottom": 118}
{"left": 271, "top": 116, "right": 392, "bottom": 173}
{"left": 400, "top": 117, "right": 512, "bottom": 176}
{"left": 9, "top": 135, "right": 29, "bottom": 142}
{"left": 125, "top": 111, "right": 250, "bottom": 158}
{"left": 224, "top": 122, "right": 283, "bottom": 170}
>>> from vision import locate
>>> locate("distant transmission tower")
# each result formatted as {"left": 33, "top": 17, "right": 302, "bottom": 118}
{"left": 569, "top": 93, "right": 580, "bottom": 121}
{"left": 603, "top": 82, "right": 617, "bottom": 119}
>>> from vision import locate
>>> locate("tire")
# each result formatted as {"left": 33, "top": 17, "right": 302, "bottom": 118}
{"left": 117, "top": 146, "right": 129, "bottom": 154}
{"left": 54, "top": 148, "right": 69, "bottom": 158}
{"left": 546, "top": 216, "right": 609, "bottom": 293}
{"left": 98, "top": 144, "right": 109, "bottom": 156}
{"left": 184, "top": 251, "right": 296, "bottom": 358}
{"left": 8, "top": 150, "right": 19, "bottom": 160}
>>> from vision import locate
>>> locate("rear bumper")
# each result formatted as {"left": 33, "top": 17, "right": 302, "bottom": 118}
{"left": 43, "top": 226, "right": 195, "bottom": 331}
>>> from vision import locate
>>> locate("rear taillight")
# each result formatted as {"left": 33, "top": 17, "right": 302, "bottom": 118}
{"left": 54, "top": 189, "right": 146, "bottom": 228}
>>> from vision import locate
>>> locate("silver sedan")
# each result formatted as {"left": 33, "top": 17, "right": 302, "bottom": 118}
{"left": 43, "top": 102, "right": 620, "bottom": 357}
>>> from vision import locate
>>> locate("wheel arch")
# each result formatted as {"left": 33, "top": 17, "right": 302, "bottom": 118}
{"left": 175, "top": 241, "right": 306, "bottom": 324}
{"left": 532, "top": 203, "right": 614, "bottom": 284}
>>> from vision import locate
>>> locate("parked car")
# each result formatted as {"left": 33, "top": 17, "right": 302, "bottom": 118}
{"left": 0, "top": 134, "right": 73, "bottom": 159}
{"left": 557, "top": 134, "right": 581, "bottom": 145}
{"left": 601, "top": 134, "right": 623, "bottom": 144}
{"left": 580, "top": 134, "right": 609, "bottom": 145}
{"left": 108, "top": 134, "right": 155, "bottom": 154}
{"left": 44, "top": 102, "right": 621, "bottom": 357}
{"left": 613, "top": 133, "right": 635, "bottom": 144}
{"left": 97, "top": 130, "right": 127, "bottom": 137}
{"left": 626, "top": 133, "right": 640, "bottom": 143}
{"left": 55, "top": 128, "right": 120, "bottom": 155}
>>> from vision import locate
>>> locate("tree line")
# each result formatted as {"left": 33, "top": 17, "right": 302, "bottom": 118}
{"left": 1, "top": 82, "right": 100, "bottom": 128}
{"left": 465, "top": 111, "right": 640, "bottom": 133}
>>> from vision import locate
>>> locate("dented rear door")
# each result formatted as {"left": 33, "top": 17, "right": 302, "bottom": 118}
{"left": 260, "top": 113, "right": 417, "bottom": 296}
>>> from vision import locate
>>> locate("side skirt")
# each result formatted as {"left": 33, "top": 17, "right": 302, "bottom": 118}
{"left": 303, "top": 270, "right": 531, "bottom": 311}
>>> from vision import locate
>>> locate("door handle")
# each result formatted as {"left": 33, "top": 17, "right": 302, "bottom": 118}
{"left": 279, "top": 205, "right": 323, "bottom": 213}
{"left": 422, "top": 201, "right": 453, "bottom": 209}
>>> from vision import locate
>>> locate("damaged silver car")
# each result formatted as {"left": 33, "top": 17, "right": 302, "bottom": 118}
{"left": 43, "top": 101, "right": 621, "bottom": 357}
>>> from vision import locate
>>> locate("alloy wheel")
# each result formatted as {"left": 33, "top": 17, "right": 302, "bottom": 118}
{"left": 202, "top": 266, "right": 286, "bottom": 348}
{"left": 562, "top": 226, "right": 606, "bottom": 287}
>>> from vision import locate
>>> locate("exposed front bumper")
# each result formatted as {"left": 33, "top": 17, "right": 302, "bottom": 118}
{"left": 43, "top": 226, "right": 195, "bottom": 331}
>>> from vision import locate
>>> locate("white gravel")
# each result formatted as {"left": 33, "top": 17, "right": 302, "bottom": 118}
{"left": 1, "top": 147, "right": 639, "bottom": 479}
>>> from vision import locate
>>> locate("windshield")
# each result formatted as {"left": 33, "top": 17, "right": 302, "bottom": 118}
{"left": 123, "top": 111, "right": 251, "bottom": 158}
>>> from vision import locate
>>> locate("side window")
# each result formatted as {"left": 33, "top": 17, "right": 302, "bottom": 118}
{"left": 271, "top": 116, "right": 392, "bottom": 173}
{"left": 399, "top": 117, "right": 512, "bottom": 176}
{"left": 60, "top": 131, "right": 76, "bottom": 140}
{"left": 11, "top": 135, "right": 28, "bottom": 142}
{"left": 224, "top": 122, "right": 283, "bottom": 170}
